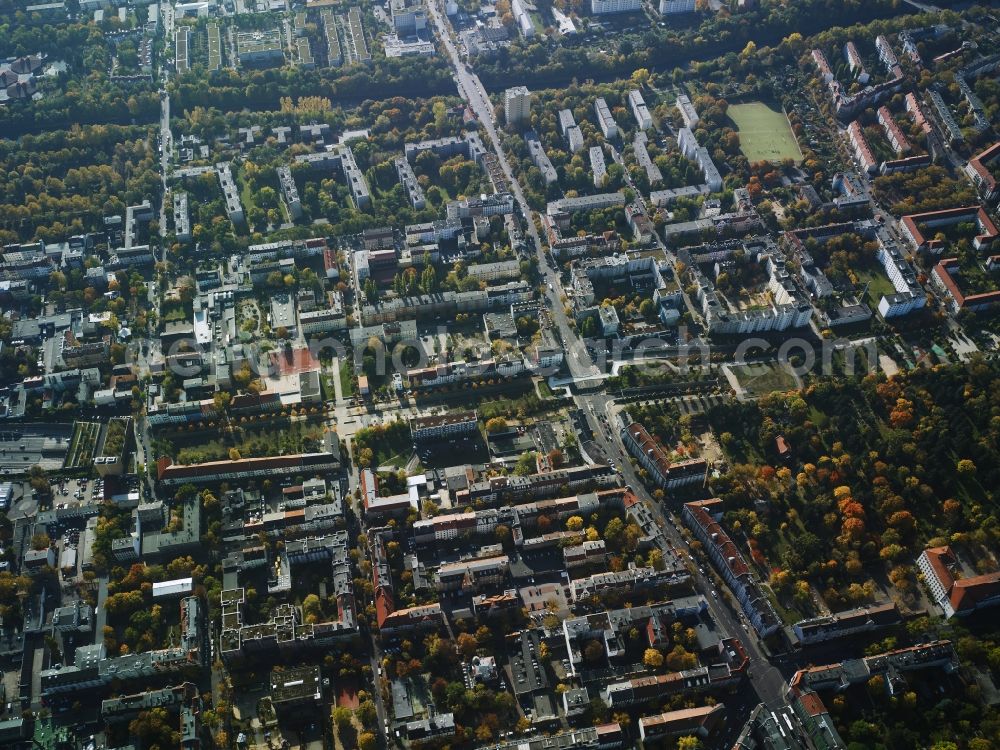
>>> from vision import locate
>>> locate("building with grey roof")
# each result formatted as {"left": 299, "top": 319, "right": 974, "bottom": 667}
{"left": 294, "top": 146, "right": 371, "bottom": 208}
{"left": 628, "top": 89, "right": 652, "bottom": 130}
{"left": 277, "top": 165, "right": 302, "bottom": 219}
{"left": 633, "top": 132, "right": 662, "bottom": 185}
{"left": 216, "top": 163, "right": 245, "bottom": 225}
{"left": 525, "top": 131, "right": 557, "bottom": 185}
{"left": 594, "top": 97, "right": 618, "bottom": 139}
{"left": 395, "top": 157, "right": 425, "bottom": 209}
{"left": 173, "top": 192, "right": 191, "bottom": 242}
{"left": 590, "top": 146, "right": 607, "bottom": 188}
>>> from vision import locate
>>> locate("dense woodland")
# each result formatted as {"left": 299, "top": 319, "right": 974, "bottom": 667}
{"left": 699, "top": 359, "right": 1000, "bottom": 616}
{"left": 0, "top": 21, "right": 161, "bottom": 135}
{"left": 0, "top": 125, "right": 160, "bottom": 245}
{"left": 474, "top": 0, "right": 904, "bottom": 89}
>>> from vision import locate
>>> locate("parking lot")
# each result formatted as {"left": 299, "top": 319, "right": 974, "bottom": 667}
{"left": 57, "top": 476, "right": 104, "bottom": 504}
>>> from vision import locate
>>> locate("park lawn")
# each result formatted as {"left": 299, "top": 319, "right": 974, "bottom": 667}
{"left": 731, "top": 362, "right": 799, "bottom": 397}
{"left": 728, "top": 102, "right": 804, "bottom": 164}
{"left": 857, "top": 267, "right": 898, "bottom": 305}
{"left": 339, "top": 359, "right": 356, "bottom": 399}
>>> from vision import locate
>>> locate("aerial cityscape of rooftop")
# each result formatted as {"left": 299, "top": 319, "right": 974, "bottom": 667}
{"left": 1, "top": 0, "right": 1000, "bottom": 748}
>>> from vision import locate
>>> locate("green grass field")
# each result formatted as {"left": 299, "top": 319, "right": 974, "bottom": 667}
{"left": 731, "top": 362, "right": 799, "bottom": 397}
{"left": 857, "top": 267, "right": 898, "bottom": 304}
{"left": 728, "top": 102, "right": 804, "bottom": 164}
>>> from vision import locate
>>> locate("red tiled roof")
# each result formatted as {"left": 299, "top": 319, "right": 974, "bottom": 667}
{"left": 798, "top": 691, "right": 828, "bottom": 717}
{"left": 270, "top": 346, "right": 320, "bottom": 375}
{"left": 375, "top": 587, "right": 394, "bottom": 629}
{"left": 903, "top": 206, "right": 1000, "bottom": 249}
{"left": 922, "top": 545, "right": 1000, "bottom": 613}
{"left": 934, "top": 258, "right": 1000, "bottom": 310}
{"left": 847, "top": 121, "right": 876, "bottom": 169}
{"left": 951, "top": 572, "right": 1000, "bottom": 612}
{"left": 684, "top": 502, "right": 749, "bottom": 577}
{"left": 969, "top": 141, "right": 1000, "bottom": 192}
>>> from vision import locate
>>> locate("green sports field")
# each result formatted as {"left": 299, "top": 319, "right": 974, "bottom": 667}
{"left": 728, "top": 101, "right": 804, "bottom": 163}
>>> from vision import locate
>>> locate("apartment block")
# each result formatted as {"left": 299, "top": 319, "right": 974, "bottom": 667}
{"left": 620, "top": 422, "right": 706, "bottom": 490}
{"left": 675, "top": 93, "right": 699, "bottom": 128}
{"left": 525, "top": 130, "right": 558, "bottom": 184}
{"left": 505, "top": 85, "right": 531, "bottom": 125}
{"left": 965, "top": 141, "right": 1000, "bottom": 201}
{"left": 628, "top": 89, "right": 652, "bottom": 130}
{"left": 410, "top": 410, "right": 479, "bottom": 441}
{"left": 395, "top": 157, "right": 425, "bottom": 209}
{"left": 917, "top": 546, "right": 1000, "bottom": 618}
{"left": 590, "top": 146, "right": 607, "bottom": 188}
{"left": 216, "top": 162, "right": 245, "bottom": 225}
{"left": 659, "top": 0, "right": 695, "bottom": 13}
{"left": 277, "top": 165, "right": 302, "bottom": 219}
{"left": 590, "top": 0, "right": 640, "bottom": 14}
{"left": 594, "top": 97, "right": 618, "bottom": 138}
{"left": 173, "top": 191, "right": 191, "bottom": 242}
{"left": 682, "top": 500, "right": 781, "bottom": 637}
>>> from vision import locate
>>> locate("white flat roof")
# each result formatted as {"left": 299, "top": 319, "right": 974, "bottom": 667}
{"left": 152, "top": 577, "right": 194, "bottom": 597}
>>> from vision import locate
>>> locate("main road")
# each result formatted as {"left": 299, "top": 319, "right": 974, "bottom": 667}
{"left": 427, "top": 0, "right": 790, "bottom": 713}
{"left": 426, "top": 0, "right": 599, "bottom": 382}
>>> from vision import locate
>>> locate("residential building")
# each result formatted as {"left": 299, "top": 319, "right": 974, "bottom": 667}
{"left": 156, "top": 449, "right": 339, "bottom": 486}
{"left": 475, "top": 725, "right": 624, "bottom": 750}
{"left": 547, "top": 192, "right": 626, "bottom": 214}
{"left": 590, "top": 145, "right": 607, "bottom": 188}
{"left": 410, "top": 410, "right": 479, "bottom": 441}
{"left": 877, "top": 106, "right": 911, "bottom": 154}
{"left": 901, "top": 206, "right": 998, "bottom": 253}
{"left": 620, "top": 422, "right": 706, "bottom": 490}
{"left": 41, "top": 597, "right": 205, "bottom": 695}
{"left": 633, "top": 132, "right": 662, "bottom": 184}
{"left": 566, "top": 125, "right": 584, "bottom": 153}
{"left": 526, "top": 131, "right": 558, "bottom": 184}
{"left": 435, "top": 555, "right": 509, "bottom": 592}
{"left": 639, "top": 704, "right": 726, "bottom": 742}
{"left": 277, "top": 165, "right": 302, "bottom": 219}
{"left": 846, "top": 121, "right": 877, "bottom": 174}
{"left": 933, "top": 257, "right": 1000, "bottom": 313}
{"left": 917, "top": 546, "right": 1000, "bottom": 618}
{"left": 792, "top": 602, "right": 901, "bottom": 646}
{"left": 875, "top": 35, "right": 898, "bottom": 70}
{"left": 678, "top": 127, "right": 722, "bottom": 191}
{"left": 660, "top": 0, "right": 695, "bottom": 13}
{"left": 173, "top": 192, "right": 191, "bottom": 242}
{"left": 404, "top": 713, "right": 456, "bottom": 743}
{"left": 395, "top": 157, "right": 425, "bottom": 209}
{"left": 390, "top": 0, "right": 426, "bottom": 34}
{"left": 675, "top": 93, "right": 699, "bottom": 128}
{"left": 175, "top": 27, "right": 190, "bottom": 72}
{"left": 928, "top": 89, "right": 963, "bottom": 144}
{"left": 236, "top": 28, "right": 284, "bottom": 67}
{"left": 557, "top": 108, "right": 576, "bottom": 136}
{"left": 594, "top": 97, "right": 618, "bottom": 138}
{"left": 733, "top": 700, "right": 845, "bottom": 750}
{"left": 965, "top": 141, "right": 1000, "bottom": 201}
{"left": 293, "top": 146, "right": 371, "bottom": 208}
{"left": 682, "top": 500, "right": 781, "bottom": 637}
{"left": 843, "top": 41, "right": 869, "bottom": 84}
{"left": 505, "top": 86, "right": 531, "bottom": 125}
{"left": 23, "top": 547, "right": 56, "bottom": 574}
{"left": 591, "top": 0, "right": 640, "bottom": 13}
{"left": 510, "top": 0, "right": 533, "bottom": 37}
{"left": 811, "top": 49, "right": 834, "bottom": 83}
{"left": 873, "top": 230, "right": 926, "bottom": 317}
{"left": 216, "top": 162, "right": 245, "bottom": 225}
{"left": 220, "top": 536, "right": 356, "bottom": 663}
